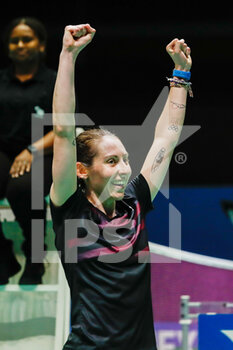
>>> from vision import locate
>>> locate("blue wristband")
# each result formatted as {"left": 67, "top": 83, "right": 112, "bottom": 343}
{"left": 173, "top": 69, "right": 191, "bottom": 81}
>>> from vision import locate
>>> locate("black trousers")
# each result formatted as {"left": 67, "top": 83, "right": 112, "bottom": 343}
{"left": 0, "top": 150, "right": 53, "bottom": 258}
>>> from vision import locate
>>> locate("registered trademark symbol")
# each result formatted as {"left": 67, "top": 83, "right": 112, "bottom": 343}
{"left": 175, "top": 152, "right": 187, "bottom": 164}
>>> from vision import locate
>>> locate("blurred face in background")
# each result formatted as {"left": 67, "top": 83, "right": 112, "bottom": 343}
{"left": 8, "top": 23, "right": 45, "bottom": 64}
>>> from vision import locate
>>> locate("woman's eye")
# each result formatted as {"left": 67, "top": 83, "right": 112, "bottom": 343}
{"left": 22, "top": 36, "right": 33, "bottom": 43}
{"left": 9, "top": 36, "right": 33, "bottom": 44}
{"left": 107, "top": 158, "right": 116, "bottom": 164}
{"left": 10, "top": 38, "right": 18, "bottom": 44}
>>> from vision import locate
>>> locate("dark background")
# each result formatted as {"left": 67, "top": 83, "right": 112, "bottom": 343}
{"left": 0, "top": 1, "right": 232, "bottom": 186}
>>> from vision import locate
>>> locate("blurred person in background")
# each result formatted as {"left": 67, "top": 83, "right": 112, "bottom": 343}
{"left": 0, "top": 17, "right": 56, "bottom": 284}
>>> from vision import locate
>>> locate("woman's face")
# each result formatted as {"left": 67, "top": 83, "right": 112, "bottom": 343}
{"left": 84, "top": 135, "right": 132, "bottom": 202}
{"left": 8, "top": 23, "right": 45, "bottom": 63}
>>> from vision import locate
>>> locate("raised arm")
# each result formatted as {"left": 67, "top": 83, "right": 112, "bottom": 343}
{"left": 50, "top": 24, "right": 96, "bottom": 206}
{"left": 141, "top": 38, "right": 192, "bottom": 200}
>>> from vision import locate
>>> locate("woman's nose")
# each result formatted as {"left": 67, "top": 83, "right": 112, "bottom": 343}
{"left": 17, "top": 40, "right": 24, "bottom": 48}
{"left": 118, "top": 160, "right": 131, "bottom": 175}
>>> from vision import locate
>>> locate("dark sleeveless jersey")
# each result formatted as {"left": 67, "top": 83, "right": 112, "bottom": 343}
{"left": 50, "top": 174, "right": 157, "bottom": 350}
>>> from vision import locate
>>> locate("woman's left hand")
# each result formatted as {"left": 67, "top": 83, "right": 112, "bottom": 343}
{"left": 166, "top": 38, "right": 192, "bottom": 71}
{"left": 9, "top": 149, "right": 33, "bottom": 178}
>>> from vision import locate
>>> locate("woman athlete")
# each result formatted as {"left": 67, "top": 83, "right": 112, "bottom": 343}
{"left": 50, "top": 24, "right": 192, "bottom": 350}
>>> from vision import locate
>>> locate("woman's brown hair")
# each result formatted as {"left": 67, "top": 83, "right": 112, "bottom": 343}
{"left": 76, "top": 128, "right": 117, "bottom": 166}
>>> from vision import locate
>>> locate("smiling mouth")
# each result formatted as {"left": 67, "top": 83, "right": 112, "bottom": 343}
{"left": 112, "top": 182, "right": 126, "bottom": 190}
{"left": 16, "top": 51, "right": 28, "bottom": 55}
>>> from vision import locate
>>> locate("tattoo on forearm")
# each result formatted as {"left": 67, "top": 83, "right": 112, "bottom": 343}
{"left": 72, "top": 138, "right": 76, "bottom": 146}
{"left": 151, "top": 148, "right": 166, "bottom": 172}
{"left": 168, "top": 115, "right": 183, "bottom": 133}
{"left": 170, "top": 101, "right": 186, "bottom": 109}
{"left": 168, "top": 120, "right": 179, "bottom": 133}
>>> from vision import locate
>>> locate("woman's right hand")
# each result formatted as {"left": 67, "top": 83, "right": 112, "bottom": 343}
{"left": 62, "top": 24, "right": 96, "bottom": 57}
{"left": 9, "top": 149, "right": 33, "bottom": 178}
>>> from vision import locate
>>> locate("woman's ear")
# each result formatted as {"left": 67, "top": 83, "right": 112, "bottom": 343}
{"left": 76, "top": 162, "right": 88, "bottom": 179}
{"left": 39, "top": 43, "right": 46, "bottom": 53}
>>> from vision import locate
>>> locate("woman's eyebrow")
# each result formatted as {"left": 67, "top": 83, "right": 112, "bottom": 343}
{"left": 104, "top": 154, "right": 118, "bottom": 159}
{"left": 104, "top": 152, "right": 129, "bottom": 159}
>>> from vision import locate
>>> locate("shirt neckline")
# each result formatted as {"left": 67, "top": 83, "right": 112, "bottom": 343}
{"left": 84, "top": 195, "right": 134, "bottom": 222}
{"left": 5, "top": 64, "right": 46, "bottom": 83}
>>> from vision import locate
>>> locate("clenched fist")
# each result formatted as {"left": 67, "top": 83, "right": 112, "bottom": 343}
{"left": 62, "top": 24, "right": 96, "bottom": 57}
{"left": 166, "top": 38, "right": 192, "bottom": 72}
